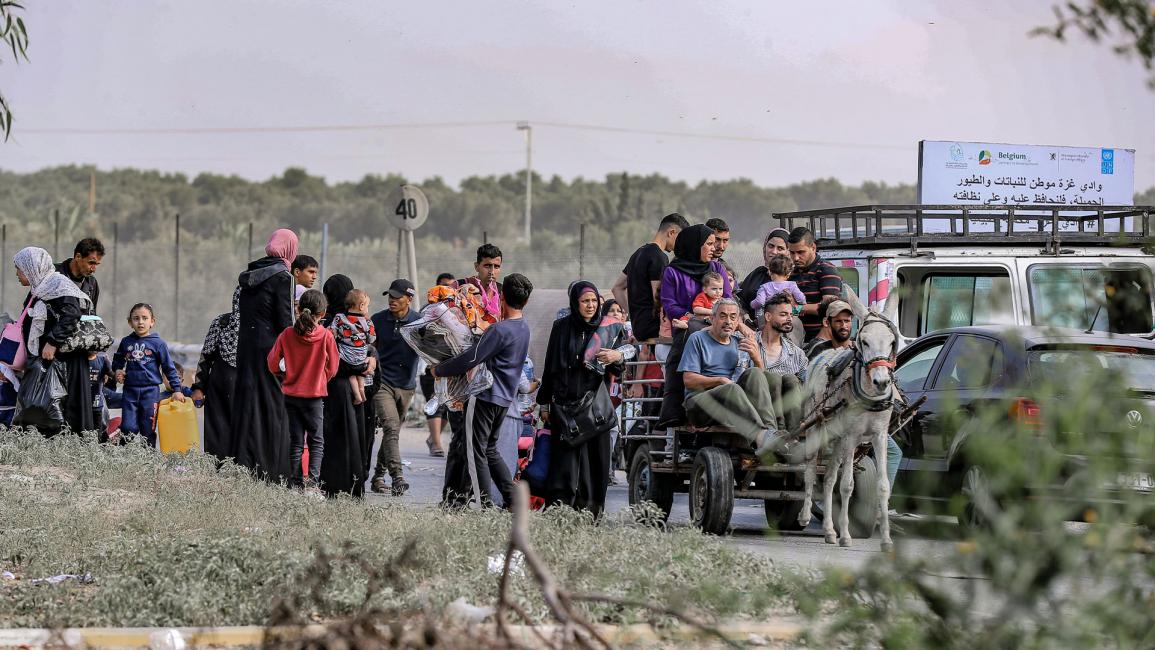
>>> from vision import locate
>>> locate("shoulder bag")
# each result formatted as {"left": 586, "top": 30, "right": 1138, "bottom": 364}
{"left": 58, "top": 314, "right": 115, "bottom": 354}
{"left": 551, "top": 381, "right": 615, "bottom": 446}
{"left": 0, "top": 302, "right": 30, "bottom": 370}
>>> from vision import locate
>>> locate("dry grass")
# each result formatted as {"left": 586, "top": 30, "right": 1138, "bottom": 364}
{"left": 0, "top": 429, "right": 794, "bottom": 630}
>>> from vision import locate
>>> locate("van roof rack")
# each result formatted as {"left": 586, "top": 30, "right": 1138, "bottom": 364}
{"left": 772, "top": 204, "right": 1154, "bottom": 250}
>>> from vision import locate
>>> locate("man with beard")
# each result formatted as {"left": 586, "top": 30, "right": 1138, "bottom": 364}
{"left": 759, "top": 292, "right": 809, "bottom": 382}
{"left": 678, "top": 298, "right": 786, "bottom": 459}
{"left": 805, "top": 299, "right": 854, "bottom": 361}
{"left": 56, "top": 238, "right": 104, "bottom": 310}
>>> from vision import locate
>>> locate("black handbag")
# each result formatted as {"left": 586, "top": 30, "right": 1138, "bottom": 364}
{"left": 552, "top": 382, "right": 615, "bottom": 446}
{"left": 58, "top": 314, "right": 115, "bottom": 354}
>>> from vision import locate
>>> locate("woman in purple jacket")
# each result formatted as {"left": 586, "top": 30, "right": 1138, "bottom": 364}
{"left": 657, "top": 224, "right": 734, "bottom": 428}
{"left": 659, "top": 224, "right": 732, "bottom": 321}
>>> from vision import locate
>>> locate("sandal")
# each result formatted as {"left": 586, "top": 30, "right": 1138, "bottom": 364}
{"left": 427, "top": 438, "right": 445, "bottom": 457}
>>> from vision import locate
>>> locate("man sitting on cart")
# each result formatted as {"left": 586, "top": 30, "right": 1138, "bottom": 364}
{"left": 677, "top": 298, "right": 794, "bottom": 459}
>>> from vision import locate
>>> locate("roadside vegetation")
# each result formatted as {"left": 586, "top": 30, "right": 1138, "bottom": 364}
{"left": 0, "top": 430, "right": 791, "bottom": 631}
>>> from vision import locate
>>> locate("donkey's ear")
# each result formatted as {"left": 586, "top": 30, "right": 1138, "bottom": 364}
{"left": 882, "top": 290, "right": 900, "bottom": 323}
{"left": 842, "top": 282, "right": 869, "bottom": 320}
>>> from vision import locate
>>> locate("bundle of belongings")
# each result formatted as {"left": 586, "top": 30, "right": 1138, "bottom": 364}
{"left": 402, "top": 296, "right": 494, "bottom": 415}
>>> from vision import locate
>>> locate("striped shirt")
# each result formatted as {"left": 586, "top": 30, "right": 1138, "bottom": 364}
{"left": 760, "top": 334, "right": 809, "bottom": 381}
{"left": 790, "top": 255, "right": 842, "bottom": 341}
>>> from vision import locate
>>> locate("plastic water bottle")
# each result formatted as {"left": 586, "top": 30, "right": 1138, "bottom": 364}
{"left": 735, "top": 333, "right": 751, "bottom": 371}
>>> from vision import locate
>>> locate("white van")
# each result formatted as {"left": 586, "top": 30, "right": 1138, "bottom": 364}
{"left": 772, "top": 204, "right": 1155, "bottom": 347}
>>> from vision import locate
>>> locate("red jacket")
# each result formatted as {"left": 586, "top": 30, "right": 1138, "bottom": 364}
{"left": 267, "top": 325, "right": 339, "bottom": 398}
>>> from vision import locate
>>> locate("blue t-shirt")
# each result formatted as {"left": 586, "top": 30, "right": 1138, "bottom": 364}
{"left": 678, "top": 330, "right": 742, "bottom": 398}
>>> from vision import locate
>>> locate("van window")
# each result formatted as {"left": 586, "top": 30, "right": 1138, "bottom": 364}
{"left": 1029, "top": 266, "right": 1154, "bottom": 334}
{"left": 835, "top": 268, "right": 859, "bottom": 296}
{"left": 920, "top": 274, "right": 1014, "bottom": 335}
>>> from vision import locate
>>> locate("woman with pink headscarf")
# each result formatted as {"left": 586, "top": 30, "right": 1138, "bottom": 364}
{"left": 230, "top": 229, "right": 298, "bottom": 482}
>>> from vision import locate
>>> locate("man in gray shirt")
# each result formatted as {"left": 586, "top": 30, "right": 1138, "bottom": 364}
{"left": 678, "top": 299, "right": 786, "bottom": 459}
{"left": 434, "top": 273, "right": 534, "bottom": 509}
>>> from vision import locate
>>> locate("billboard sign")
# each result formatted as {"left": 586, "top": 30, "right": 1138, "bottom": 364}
{"left": 918, "top": 140, "right": 1135, "bottom": 207}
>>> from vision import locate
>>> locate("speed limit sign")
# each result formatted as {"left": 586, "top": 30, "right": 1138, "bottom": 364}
{"left": 387, "top": 185, "right": 430, "bottom": 231}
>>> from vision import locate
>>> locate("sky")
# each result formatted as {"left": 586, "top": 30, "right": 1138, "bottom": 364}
{"left": 3, "top": 1, "right": 1154, "bottom": 190}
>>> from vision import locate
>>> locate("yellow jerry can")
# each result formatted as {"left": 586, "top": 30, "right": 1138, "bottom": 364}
{"left": 156, "top": 397, "right": 199, "bottom": 454}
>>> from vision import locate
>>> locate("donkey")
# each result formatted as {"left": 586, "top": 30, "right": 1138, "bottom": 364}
{"left": 797, "top": 286, "right": 899, "bottom": 551}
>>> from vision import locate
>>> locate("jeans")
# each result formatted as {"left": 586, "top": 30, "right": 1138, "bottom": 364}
{"left": 285, "top": 396, "right": 324, "bottom": 487}
{"left": 886, "top": 435, "right": 902, "bottom": 489}
{"left": 372, "top": 384, "right": 414, "bottom": 481}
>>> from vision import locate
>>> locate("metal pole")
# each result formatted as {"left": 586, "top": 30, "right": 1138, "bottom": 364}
{"left": 517, "top": 122, "right": 533, "bottom": 245}
{"left": 395, "top": 229, "right": 402, "bottom": 278}
{"left": 112, "top": 222, "right": 118, "bottom": 322}
{"left": 247, "top": 222, "right": 254, "bottom": 261}
{"left": 483, "top": 231, "right": 488, "bottom": 245}
{"left": 174, "top": 214, "right": 181, "bottom": 341}
{"left": 579, "top": 223, "right": 586, "bottom": 279}
{"left": 53, "top": 209, "right": 60, "bottom": 260}
{"left": 406, "top": 229, "right": 419, "bottom": 301}
{"left": 319, "top": 223, "right": 329, "bottom": 282}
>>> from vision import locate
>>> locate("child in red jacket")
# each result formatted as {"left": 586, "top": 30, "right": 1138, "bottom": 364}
{"left": 267, "top": 289, "right": 339, "bottom": 489}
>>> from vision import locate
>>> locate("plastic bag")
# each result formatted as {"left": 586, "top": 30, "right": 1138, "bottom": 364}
{"left": 13, "top": 358, "right": 67, "bottom": 432}
{"left": 400, "top": 302, "right": 494, "bottom": 412}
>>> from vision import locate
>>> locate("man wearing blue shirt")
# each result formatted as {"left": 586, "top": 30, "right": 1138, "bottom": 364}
{"left": 678, "top": 298, "right": 785, "bottom": 458}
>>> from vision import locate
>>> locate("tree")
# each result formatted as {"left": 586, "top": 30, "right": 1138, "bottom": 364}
{"left": 1034, "top": 1, "right": 1155, "bottom": 88}
{"left": 0, "top": 1, "right": 29, "bottom": 139}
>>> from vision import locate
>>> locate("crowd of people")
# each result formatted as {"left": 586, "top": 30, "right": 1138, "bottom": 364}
{"left": 1, "top": 214, "right": 902, "bottom": 515}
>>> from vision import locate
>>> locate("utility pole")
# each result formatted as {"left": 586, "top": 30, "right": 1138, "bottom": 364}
{"left": 516, "top": 122, "right": 533, "bottom": 245}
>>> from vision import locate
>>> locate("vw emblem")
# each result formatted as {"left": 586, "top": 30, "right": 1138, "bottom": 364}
{"left": 1126, "top": 410, "right": 1143, "bottom": 428}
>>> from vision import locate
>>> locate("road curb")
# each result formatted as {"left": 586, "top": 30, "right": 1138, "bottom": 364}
{"left": 0, "top": 620, "right": 803, "bottom": 647}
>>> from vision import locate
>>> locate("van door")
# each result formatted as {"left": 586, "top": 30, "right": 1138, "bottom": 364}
{"left": 891, "top": 263, "right": 1017, "bottom": 344}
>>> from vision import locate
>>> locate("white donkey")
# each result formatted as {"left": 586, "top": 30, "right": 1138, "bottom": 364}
{"left": 797, "top": 287, "right": 899, "bottom": 551}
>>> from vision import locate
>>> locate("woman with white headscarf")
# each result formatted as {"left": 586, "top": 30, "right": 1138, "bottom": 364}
{"left": 12, "top": 246, "right": 94, "bottom": 435}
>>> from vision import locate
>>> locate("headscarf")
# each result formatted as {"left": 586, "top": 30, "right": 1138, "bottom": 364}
{"left": 766, "top": 227, "right": 790, "bottom": 245}
{"left": 203, "top": 286, "right": 240, "bottom": 367}
{"left": 264, "top": 229, "right": 299, "bottom": 271}
{"left": 322, "top": 274, "right": 354, "bottom": 325}
{"left": 14, "top": 246, "right": 92, "bottom": 353}
{"left": 567, "top": 281, "right": 602, "bottom": 335}
{"left": 668, "top": 224, "right": 714, "bottom": 283}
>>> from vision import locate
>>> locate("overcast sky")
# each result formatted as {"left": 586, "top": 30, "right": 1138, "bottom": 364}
{"left": 3, "top": 1, "right": 1154, "bottom": 189}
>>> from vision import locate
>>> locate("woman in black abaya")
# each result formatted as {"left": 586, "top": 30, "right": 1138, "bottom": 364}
{"left": 318, "top": 274, "right": 375, "bottom": 497}
{"left": 538, "top": 281, "right": 625, "bottom": 518}
{"left": 230, "top": 229, "right": 296, "bottom": 482}
{"left": 191, "top": 287, "right": 239, "bottom": 460}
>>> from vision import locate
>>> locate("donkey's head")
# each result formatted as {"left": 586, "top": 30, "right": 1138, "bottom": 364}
{"left": 843, "top": 283, "right": 899, "bottom": 392}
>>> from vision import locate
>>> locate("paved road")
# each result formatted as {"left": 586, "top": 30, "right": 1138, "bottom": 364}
{"left": 366, "top": 423, "right": 963, "bottom": 572}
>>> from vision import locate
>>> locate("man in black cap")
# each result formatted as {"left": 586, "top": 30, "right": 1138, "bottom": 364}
{"left": 369, "top": 279, "right": 421, "bottom": 495}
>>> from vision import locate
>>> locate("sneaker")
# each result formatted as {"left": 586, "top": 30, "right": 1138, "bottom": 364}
{"left": 370, "top": 476, "right": 388, "bottom": 494}
{"left": 755, "top": 429, "right": 789, "bottom": 459}
{"left": 391, "top": 478, "right": 410, "bottom": 497}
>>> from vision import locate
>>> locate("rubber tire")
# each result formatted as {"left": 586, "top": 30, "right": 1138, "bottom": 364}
{"left": 689, "top": 447, "right": 735, "bottom": 535}
{"left": 764, "top": 470, "right": 806, "bottom": 530}
{"left": 828, "top": 455, "right": 880, "bottom": 539}
{"left": 627, "top": 444, "right": 673, "bottom": 522}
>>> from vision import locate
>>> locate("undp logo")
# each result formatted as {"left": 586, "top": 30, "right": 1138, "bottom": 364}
{"left": 978, "top": 150, "right": 992, "bottom": 166}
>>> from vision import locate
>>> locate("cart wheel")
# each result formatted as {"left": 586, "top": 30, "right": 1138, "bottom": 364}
{"left": 689, "top": 447, "right": 734, "bottom": 535}
{"left": 828, "top": 455, "right": 880, "bottom": 539}
{"left": 628, "top": 444, "right": 673, "bottom": 522}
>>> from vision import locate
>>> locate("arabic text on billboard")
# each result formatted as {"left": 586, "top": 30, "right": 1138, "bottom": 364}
{"left": 918, "top": 140, "right": 1135, "bottom": 207}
